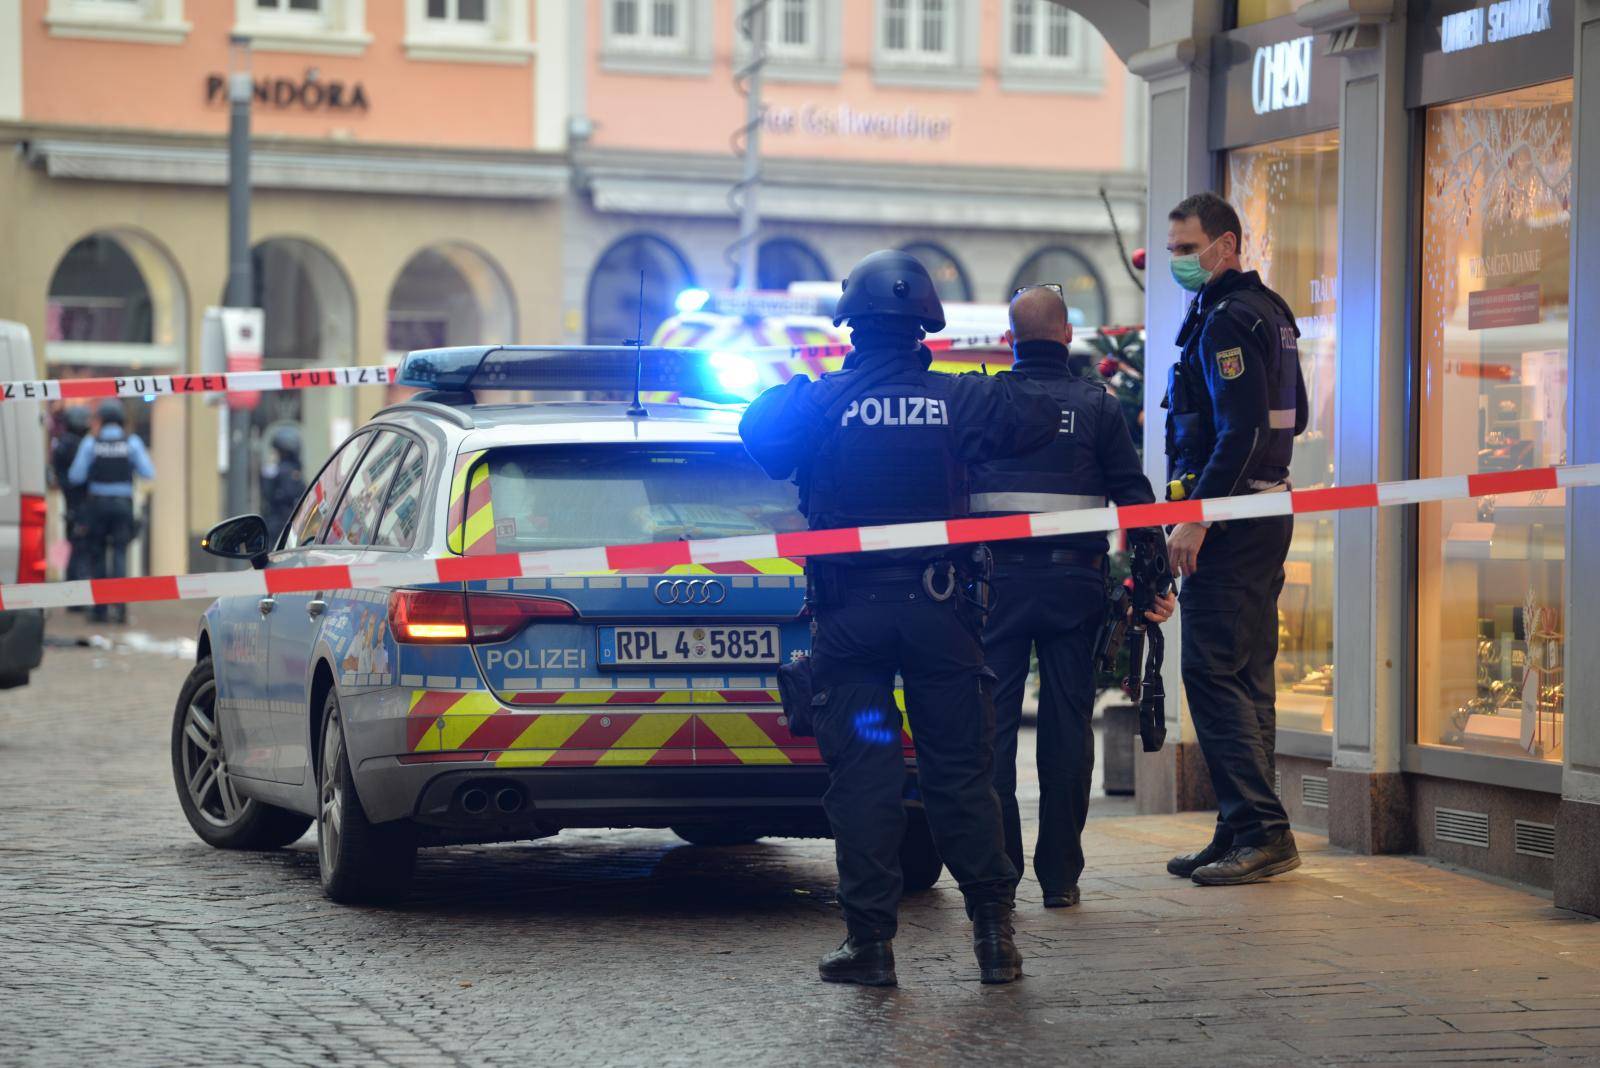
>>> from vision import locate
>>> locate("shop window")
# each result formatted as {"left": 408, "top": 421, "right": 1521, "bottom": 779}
{"left": 756, "top": 238, "right": 831, "bottom": 292}
{"left": 46, "top": 230, "right": 184, "bottom": 369}
{"left": 232, "top": 0, "right": 369, "bottom": 54}
{"left": 1417, "top": 81, "right": 1572, "bottom": 765}
{"left": 585, "top": 234, "right": 695, "bottom": 345}
{"left": 386, "top": 244, "right": 516, "bottom": 355}
{"left": 1224, "top": 129, "right": 1341, "bottom": 734}
{"left": 900, "top": 242, "right": 973, "bottom": 303}
{"left": 45, "top": 0, "right": 190, "bottom": 44}
{"left": 1007, "top": 246, "right": 1107, "bottom": 328}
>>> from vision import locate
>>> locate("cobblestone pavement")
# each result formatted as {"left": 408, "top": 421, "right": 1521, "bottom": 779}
{"left": 5, "top": 606, "right": 1600, "bottom": 1067}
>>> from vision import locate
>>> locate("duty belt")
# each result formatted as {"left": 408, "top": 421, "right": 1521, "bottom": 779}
{"left": 990, "top": 547, "right": 1106, "bottom": 572}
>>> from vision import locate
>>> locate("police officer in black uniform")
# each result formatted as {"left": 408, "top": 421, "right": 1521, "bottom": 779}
{"left": 50, "top": 406, "right": 93, "bottom": 588}
{"left": 740, "top": 250, "right": 1059, "bottom": 986}
{"left": 1162, "top": 192, "right": 1308, "bottom": 885}
{"left": 974, "top": 285, "right": 1174, "bottom": 909}
{"left": 261, "top": 425, "right": 306, "bottom": 546}
{"left": 68, "top": 399, "right": 156, "bottom": 624}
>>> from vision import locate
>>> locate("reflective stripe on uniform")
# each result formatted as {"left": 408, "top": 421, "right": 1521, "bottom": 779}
{"left": 970, "top": 491, "right": 1108, "bottom": 514}
{"left": 1269, "top": 408, "right": 1298, "bottom": 429}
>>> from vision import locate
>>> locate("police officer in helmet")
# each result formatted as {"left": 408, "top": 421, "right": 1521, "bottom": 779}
{"left": 975, "top": 285, "right": 1175, "bottom": 909}
{"left": 50, "top": 406, "right": 94, "bottom": 590}
{"left": 261, "top": 424, "right": 306, "bottom": 546}
{"left": 68, "top": 399, "right": 157, "bottom": 624}
{"left": 1162, "top": 192, "right": 1308, "bottom": 885}
{"left": 740, "top": 249, "right": 1059, "bottom": 986}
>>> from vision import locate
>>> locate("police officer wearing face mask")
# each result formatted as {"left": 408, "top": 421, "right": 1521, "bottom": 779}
{"left": 740, "top": 250, "right": 1059, "bottom": 987}
{"left": 1162, "top": 192, "right": 1308, "bottom": 886}
{"left": 974, "top": 285, "right": 1175, "bottom": 910}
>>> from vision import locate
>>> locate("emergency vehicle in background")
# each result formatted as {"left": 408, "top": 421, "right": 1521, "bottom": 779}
{"left": 0, "top": 321, "right": 48, "bottom": 689}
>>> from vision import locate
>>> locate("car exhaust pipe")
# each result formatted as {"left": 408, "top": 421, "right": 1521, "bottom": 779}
{"left": 460, "top": 787, "right": 490, "bottom": 815}
{"left": 494, "top": 787, "right": 524, "bottom": 815}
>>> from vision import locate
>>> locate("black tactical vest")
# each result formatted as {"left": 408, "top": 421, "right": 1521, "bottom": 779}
{"left": 971, "top": 370, "right": 1109, "bottom": 519}
{"left": 87, "top": 435, "right": 135, "bottom": 486}
{"left": 803, "top": 365, "right": 968, "bottom": 535}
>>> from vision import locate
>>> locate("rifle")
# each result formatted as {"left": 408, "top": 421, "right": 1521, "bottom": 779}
{"left": 1094, "top": 527, "right": 1173, "bottom": 752}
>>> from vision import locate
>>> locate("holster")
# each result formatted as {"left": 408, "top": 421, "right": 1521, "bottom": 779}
{"left": 776, "top": 653, "right": 819, "bottom": 739}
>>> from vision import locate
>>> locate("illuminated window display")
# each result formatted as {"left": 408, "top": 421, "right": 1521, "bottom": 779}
{"left": 1417, "top": 81, "right": 1571, "bottom": 764}
{"left": 1224, "top": 129, "right": 1340, "bottom": 734}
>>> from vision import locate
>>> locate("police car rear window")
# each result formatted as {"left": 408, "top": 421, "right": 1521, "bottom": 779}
{"left": 466, "top": 445, "right": 805, "bottom": 553}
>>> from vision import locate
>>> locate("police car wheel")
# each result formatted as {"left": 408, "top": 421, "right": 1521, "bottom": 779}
{"left": 316, "top": 690, "right": 416, "bottom": 904}
{"left": 900, "top": 811, "right": 944, "bottom": 894}
{"left": 170, "top": 657, "right": 312, "bottom": 850}
{"left": 670, "top": 824, "right": 763, "bottom": 847}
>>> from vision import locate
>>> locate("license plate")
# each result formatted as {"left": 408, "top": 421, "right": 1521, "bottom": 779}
{"left": 598, "top": 626, "right": 780, "bottom": 666}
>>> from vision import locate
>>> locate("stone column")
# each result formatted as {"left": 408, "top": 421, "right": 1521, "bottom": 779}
{"left": 1296, "top": 0, "right": 1414, "bottom": 854}
{"left": 1556, "top": 0, "right": 1600, "bottom": 917}
{"left": 1127, "top": 0, "right": 1226, "bottom": 813}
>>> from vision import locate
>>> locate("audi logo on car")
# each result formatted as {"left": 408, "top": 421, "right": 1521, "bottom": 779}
{"left": 653, "top": 579, "right": 728, "bottom": 606}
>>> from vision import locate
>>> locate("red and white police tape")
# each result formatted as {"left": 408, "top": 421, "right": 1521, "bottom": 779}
{"left": 3, "top": 463, "right": 1595, "bottom": 612}
{"left": 0, "top": 336, "right": 1018, "bottom": 404}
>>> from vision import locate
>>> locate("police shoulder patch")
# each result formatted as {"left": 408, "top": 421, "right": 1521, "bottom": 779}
{"left": 1216, "top": 347, "right": 1245, "bottom": 380}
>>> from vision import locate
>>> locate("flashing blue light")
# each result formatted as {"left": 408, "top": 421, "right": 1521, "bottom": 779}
{"left": 675, "top": 287, "right": 712, "bottom": 314}
{"left": 709, "top": 351, "right": 759, "bottom": 397}
{"left": 852, "top": 708, "right": 899, "bottom": 746}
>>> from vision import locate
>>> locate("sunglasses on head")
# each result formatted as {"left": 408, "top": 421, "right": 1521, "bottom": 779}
{"left": 1012, "top": 282, "right": 1065, "bottom": 300}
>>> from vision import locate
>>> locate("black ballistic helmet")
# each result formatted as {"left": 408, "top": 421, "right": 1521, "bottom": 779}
{"left": 270, "top": 425, "right": 302, "bottom": 458}
{"left": 833, "top": 249, "right": 946, "bottom": 333}
{"left": 62, "top": 406, "right": 91, "bottom": 434}
{"left": 97, "top": 399, "right": 125, "bottom": 425}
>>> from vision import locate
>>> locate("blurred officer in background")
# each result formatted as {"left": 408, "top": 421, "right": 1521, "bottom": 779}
{"left": 50, "top": 406, "right": 93, "bottom": 591}
{"left": 741, "top": 249, "right": 1059, "bottom": 987}
{"left": 68, "top": 399, "right": 156, "bottom": 624}
{"left": 975, "top": 284, "right": 1174, "bottom": 909}
{"left": 261, "top": 425, "right": 305, "bottom": 545}
{"left": 1162, "top": 192, "right": 1308, "bottom": 886}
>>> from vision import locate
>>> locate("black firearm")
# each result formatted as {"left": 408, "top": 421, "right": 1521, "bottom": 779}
{"left": 1094, "top": 527, "right": 1173, "bottom": 752}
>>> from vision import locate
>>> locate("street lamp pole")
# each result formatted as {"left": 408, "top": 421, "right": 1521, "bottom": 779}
{"left": 223, "top": 34, "right": 254, "bottom": 519}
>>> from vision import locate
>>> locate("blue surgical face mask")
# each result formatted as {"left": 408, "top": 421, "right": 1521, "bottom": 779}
{"left": 1170, "top": 235, "right": 1222, "bottom": 293}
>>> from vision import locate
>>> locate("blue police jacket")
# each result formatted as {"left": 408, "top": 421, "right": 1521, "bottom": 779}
{"left": 1165, "top": 269, "right": 1308, "bottom": 499}
{"left": 68, "top": 424, "right": 156, "bottom": 498}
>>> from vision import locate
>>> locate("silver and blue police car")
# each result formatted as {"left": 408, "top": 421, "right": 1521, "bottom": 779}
{"left": 169, "top": 346, "right": 941, "bottom": 903}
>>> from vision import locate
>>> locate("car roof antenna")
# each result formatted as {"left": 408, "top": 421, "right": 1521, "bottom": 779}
{"left": 625, "top": 269, "right": 648, "bottom": 419}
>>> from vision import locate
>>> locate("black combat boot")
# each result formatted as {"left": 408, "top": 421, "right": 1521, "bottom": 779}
{"left": 1042, "top": 886, "right": 1079, "bottom": 909}
{"left": 1166, "top": 836, "right": 1232, "bottom": 878}
{"left": 1191, "top": 833, "right": 1301, "bottom": 886}
{"left": 971, "top": 902, "right": 1023, "bottom": 984}
{"left": 819, "top": 936, "right": 897, "bottom": 987}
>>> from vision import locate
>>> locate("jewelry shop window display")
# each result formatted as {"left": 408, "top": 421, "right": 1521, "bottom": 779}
{"left": 1224, "top": 129, "right": 1340, "bottom": 733}
{"left": 1417, "top": 81, "right": 1571, "bottom": 764}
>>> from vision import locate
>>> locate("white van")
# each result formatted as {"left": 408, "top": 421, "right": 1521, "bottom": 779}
{"left": 0, "top": 321, "right": 47, "bottom": 688}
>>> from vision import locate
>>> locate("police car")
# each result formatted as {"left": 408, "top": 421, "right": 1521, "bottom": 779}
{"left": 170, "top": 345, "right": 941, "bottom": 903}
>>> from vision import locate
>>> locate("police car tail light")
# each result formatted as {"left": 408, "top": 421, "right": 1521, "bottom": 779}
{"left": 389, "top": 590, "right": 575, "bottom": 645}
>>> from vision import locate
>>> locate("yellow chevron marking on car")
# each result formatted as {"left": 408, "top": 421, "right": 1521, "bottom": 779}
{"left": 723, "top": 747, "right": 794, "bottom": 764}
{"left": 445, "top": 451, "right": 483, "bottom": 554}
{"left": 593, "top": 713, "right": 694, "bottom": 766}
{"left": 497, "top": 714, "right": 590, "bottom": 763}
{"left": 409, "top": 690, "right": 499, "bottom": 752}
{"left": 698, "top": 712, "right": 783, "bottom": 751}
{"left": 695, "top": 690, "right": 781, "bottom": 705}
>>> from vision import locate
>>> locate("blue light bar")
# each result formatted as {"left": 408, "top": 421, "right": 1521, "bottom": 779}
{"left": 394, "top": 345, "right": 763, "bottom": 403}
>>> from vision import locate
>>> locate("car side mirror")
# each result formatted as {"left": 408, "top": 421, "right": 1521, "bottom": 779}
{"left": 202, "top": 514, "right": 271, "bottom": 569}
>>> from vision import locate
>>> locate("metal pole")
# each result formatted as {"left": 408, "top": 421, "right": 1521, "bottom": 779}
{"left": 224, "top": 35, "right": 253, "bottom": 519}
{"left": 727, "top": 2, "right": 768, "bottom": 291}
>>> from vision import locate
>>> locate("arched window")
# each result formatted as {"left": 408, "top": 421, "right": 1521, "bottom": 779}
{"left": 47, "top": 231, "right": 185, "bottom": 367}
{"left": 585, "top": 233, "right": 695, "bottom": 345}
{"left": 387, "top": 243, "right": 516, "bottom": 354}
{"left": 899, "top": 241, "right": 973, "bottom": 303}
{"left": 757, "top": 237, "right": 831, "bottom": 291}
{"left": 1007, "top": 245, "right": 1108, "bottom": 328}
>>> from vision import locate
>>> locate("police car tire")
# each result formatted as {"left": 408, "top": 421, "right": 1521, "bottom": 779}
{"left": 316, "top": 691, "right": 416, "bottom": 905}
{"left": 670, "top": 824, "right": 763, "bottom": 847}
{"left": 900, "top": 811, "right": 944, "bottom": 894}
{"left": 170, "top": 658, "right": 312, "bottom": 850}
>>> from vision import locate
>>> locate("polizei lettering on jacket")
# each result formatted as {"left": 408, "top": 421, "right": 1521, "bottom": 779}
{"left": 839, "top": 396, "right": 950, "bottom": 427}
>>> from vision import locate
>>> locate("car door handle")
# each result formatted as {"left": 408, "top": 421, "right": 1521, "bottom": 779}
{"left": 258, "top": 597, "right": 276, "bottom": 616}
{"left": 307, "top": 599, "right": 327, "bottom": 619}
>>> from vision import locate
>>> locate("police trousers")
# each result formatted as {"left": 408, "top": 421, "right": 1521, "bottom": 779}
{"left": 985, "top": 564, "right": 1106, "bottom": 894}
{"left": 83, "top": 496, "right": 135, "bottom": 582}
{"left": 1178, "top": 515, "right": 1294, "bottom": 848}
{"left": 811, "top": 587, "right": 1016, "bottom": 942}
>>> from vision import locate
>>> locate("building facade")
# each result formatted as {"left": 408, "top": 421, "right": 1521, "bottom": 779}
{"left": 1, "top": 0, "right": 1146, "bottom": 577}
{"left": 1066, "top": 0, "right": 1600, "bottom": 915}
